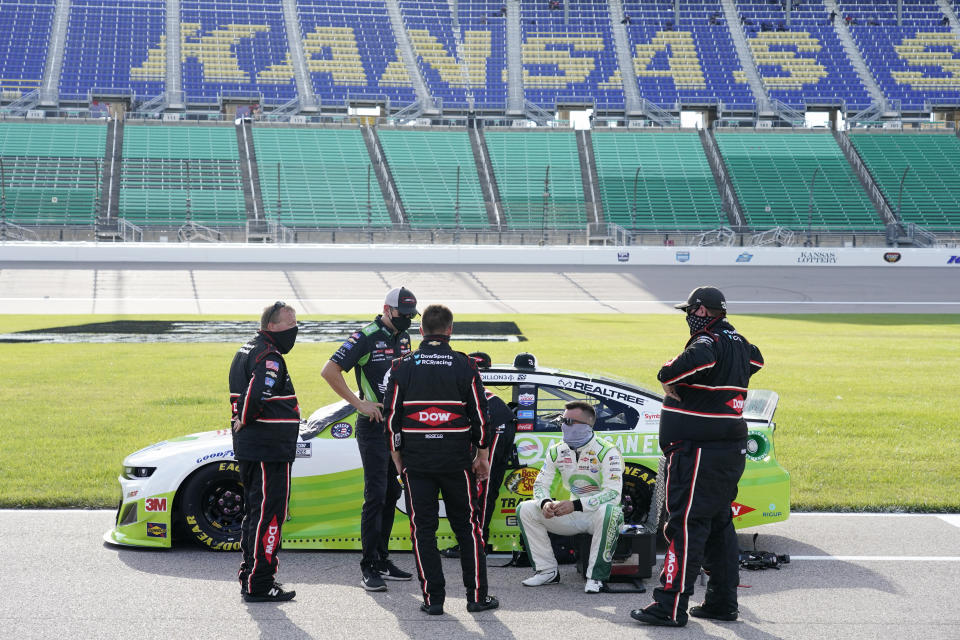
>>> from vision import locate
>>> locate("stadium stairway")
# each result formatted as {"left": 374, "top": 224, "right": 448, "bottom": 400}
{"left": 467, "top": 125, "right": 504, "bottom": 228}
{"left": 576, "top": 129, "right": 603, "bottom": 226}
{"left": 94, "top": 117, "right": 125, "bottom": 240}
{"left": 361, "top": 125, "right": 406, "bottom": 225}
{"left": 700, "top": 128, "right": 746, "bottom": 229}
{"left": 236, "top": 119, "right": 267, "bottom": 226}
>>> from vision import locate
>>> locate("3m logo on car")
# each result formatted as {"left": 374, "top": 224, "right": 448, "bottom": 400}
{"left": 408, "top": 407, "right": 459, "bottom": 426}
{"left": 144, "top": 497, "right": 167, "bottom": 512}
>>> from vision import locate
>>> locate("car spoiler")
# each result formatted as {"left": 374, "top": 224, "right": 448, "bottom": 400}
{"left": 743, "top": 389, "right": 779, "bottom": 425}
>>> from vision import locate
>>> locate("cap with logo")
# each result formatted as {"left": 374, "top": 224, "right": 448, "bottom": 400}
{"left": 384, "top": 286, "right": 419, "bottom": 315}
{"left": 468, "top": 351, "right": 492, "bottom": 369}
{"left": 675, "top": 286, "right": 726, "bottom": 312}
{"left": 513, "top": 352, "right": 537, "bottom": 370}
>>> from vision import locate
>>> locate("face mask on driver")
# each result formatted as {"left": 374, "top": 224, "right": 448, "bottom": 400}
{"left": 390, "top": 314, "right": 412, "bottom": 333}
{"left": 561, "top": 423, "right": 594, "bottom": 449}
{"left": 267, "top": 325, "right": 298, "bottom": 354}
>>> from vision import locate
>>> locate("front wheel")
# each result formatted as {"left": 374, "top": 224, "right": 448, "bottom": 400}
{"left": 178, "top": 462, "right": 244, "bottom": 551}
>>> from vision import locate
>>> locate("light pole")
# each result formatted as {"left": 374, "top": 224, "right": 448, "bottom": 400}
{"left": 806, "top": 166, "right": 820, "bottom": 247}
{"left": 896, "top": 166, "right": 909, "bottom": 223}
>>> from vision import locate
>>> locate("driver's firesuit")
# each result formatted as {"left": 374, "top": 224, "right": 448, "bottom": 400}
{"left": 516, "top": 435, "right": 624, "bottom": 581}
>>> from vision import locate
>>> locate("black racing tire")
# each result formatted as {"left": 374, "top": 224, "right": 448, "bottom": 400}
{"left": 621, "top": 462, "right": 658, "bottom": 526}
{"left": 177, "top": 462, "right": 244, "bottom": 551}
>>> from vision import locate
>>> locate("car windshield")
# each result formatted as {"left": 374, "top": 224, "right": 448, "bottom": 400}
{"left": 526, "top": 385, "right": 639, "bottom": 433}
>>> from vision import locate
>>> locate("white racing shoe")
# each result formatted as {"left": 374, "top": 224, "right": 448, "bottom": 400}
{"left": 584, "top": 579, "right": 603, "bottom": 594}
{"left": 522, "top": 569, "right": 560, "bottom": 587}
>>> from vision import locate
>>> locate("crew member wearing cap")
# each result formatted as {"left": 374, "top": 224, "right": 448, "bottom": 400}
{"left": 632, "top": 286, "right": 764, "bottom": 627}
{"left": 321, "top": 287, "right": 419, "bottom": 591}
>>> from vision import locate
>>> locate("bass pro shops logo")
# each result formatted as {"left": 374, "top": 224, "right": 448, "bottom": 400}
{"left": 408, "top": 407, "right": 460, "bottom": 426}
{"left": 262, "top": 516, "right": 279, "bottom": 563}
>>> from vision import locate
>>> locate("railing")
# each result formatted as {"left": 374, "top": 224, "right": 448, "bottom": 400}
{"left": 0, "top": 219, "right": 40, "bottom": 241}
{"left": 700, "top": 129, "right": 745, "bottom": 227}
{"left": 696, "top": 226, "right": 736, "bottom": 246}
{"left": 587, "top": 222, "right": 632, "bottom": 246}
{"left": 523, "top": 100, "right": 553, "bottom": 126}
{"left": 246, "top": 219, "right": 295, "bottom": 243}
{"left": 749, "top": 226, "right": 795, "bottom": 246}
{"left": 637, "top": 97, "right": 679, "bottom": 127}
{"left": 95, "top": 217, "right": 143, "bottom": 242}
{"left": 769, "top": 99, "right": 806, "bottom": 127}
{"left": 833, "top": 130, "right": 897, "bottom": 225}
{"left": 177, "top": 220, "right": 222, "bottom": 242}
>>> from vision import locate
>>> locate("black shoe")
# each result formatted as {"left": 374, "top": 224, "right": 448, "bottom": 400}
{"left": 244, "top": 583, "right": 296, "bottom": 603}
{"left": 690, "top": 604, "right": 738, "bottom": 621}
{"left": 467, "top": 596, "right": 500, "bottom": 613}
{"left": 630, "top": 606, "right": 685, "bottom": 627}
{"left": 361, "top": 565, "right": 387, "bottom": 592}
{"left": 420, "top": 602, "right": 444, "bottom": 615}
{"left": 377, "top": 559, "right": 413, "bottom": 581}
{"left": 440, "top": 545, "right": 460, "bottom": 558}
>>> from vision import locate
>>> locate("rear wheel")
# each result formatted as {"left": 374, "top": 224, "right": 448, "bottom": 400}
{"left": 621, "top": 462, "right": 658, "bottom": 526}
{"left": 178, "top": 462, "right": 244, "bottom": 551}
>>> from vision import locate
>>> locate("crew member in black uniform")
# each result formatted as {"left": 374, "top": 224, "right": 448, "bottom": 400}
{"left": 442, "top": 351, "right": 517, "bottom": 557}
{"left": 320, "top": 287, "right": 417, "bottom": 591}
{"left": 229, "top": 301, "right": 301, "bottom": 602}
{"left": 632, "top": 286, "right": 764, "bottom": 627}
{"left": 384, "top": 304, "right": 500, "bottom": 615}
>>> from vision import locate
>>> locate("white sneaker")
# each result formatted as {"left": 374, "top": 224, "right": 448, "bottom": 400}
{"left": 584, "top": 579, "right": 603, "bottom": 594}
{"left": 521, "top": 569, "right": 560, "bottom": 587}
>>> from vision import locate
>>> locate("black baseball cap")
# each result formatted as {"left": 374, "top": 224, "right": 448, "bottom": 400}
{"left": 675, "top": 286, "right": 726, "bottom": 312}
{"left": 468, "top": 352, "right": 492, "bottom": 369}
{"left": 514, "top": 353, "right": 537, "bottom": 370}
{"left": 384, "top": 286, "right": 418, "bottom": 315}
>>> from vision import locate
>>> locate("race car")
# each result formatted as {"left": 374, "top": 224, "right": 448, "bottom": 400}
{"left": 105, "top": 353, "right": 789, "bottom": 551}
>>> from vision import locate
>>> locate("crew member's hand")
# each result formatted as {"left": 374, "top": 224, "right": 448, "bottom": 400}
{"left": 552, "top": 500, "right": 575, "bottom": 517}
{"left": 661, "top": 382, "right": 681, "bottom": 402}
{"left": 472, "top": 455, "right": 490, "bottom": 482}
{"left": 232, "top": 418, "right": 243, "bottom": 433}
{"left": 357, "top": 399, "right": 384, "bottom": 422}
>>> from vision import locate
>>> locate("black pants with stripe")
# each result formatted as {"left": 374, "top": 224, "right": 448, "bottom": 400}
{"left": 650, "top": 441, "right": 745, "bottom": 623}
{"left": 357, "top": 417, "right": 404, "bottom": 568}
{"left": 478, "top": 426, "right": 516, "bottom": 543}
{"left": 237, "top": 460, "right": 291, "bottom": 595}
{"left": 403, "top": 468, "right": 488, "bottom": 607}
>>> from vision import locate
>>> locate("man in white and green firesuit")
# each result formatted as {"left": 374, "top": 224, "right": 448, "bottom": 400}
{"left": 516, "top": 400, "right": 624, "bottom": 594}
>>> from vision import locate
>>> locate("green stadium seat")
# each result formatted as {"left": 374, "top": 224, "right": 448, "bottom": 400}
{"left": 0, "top": 122, "right": 105, "bottom": 225}
{"left": 592, "top": 131, "right": 726, "bottom": 231}
{"left": 119, "top": 125, "right": 245, "bottom": 227}
{"left": 483, "top": 130, "right": 586, "bottom": 230}
{"left": 714, "top": 132, "right": 883, "bottom": 231}
{"left": 253, "top": 127, "right": 391, "bottom": 229}
{"left": 377, "top": 129, "right": 487, "bottom": 230}
{"left": 849, "top": 133, "right": 960, "bottom": 231}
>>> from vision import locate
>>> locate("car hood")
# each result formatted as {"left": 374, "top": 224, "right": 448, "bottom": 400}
{"left": 124, "top": 429, "right": 236, "bottom": 466}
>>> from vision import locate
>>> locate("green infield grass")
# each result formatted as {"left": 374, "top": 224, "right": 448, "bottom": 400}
{"left": 1, "top": 313, "right": 958, "bottom": 511}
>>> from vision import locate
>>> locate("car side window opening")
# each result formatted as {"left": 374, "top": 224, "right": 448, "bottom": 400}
{"left": 532, "top": 385, "right": 640, "bottom": 433}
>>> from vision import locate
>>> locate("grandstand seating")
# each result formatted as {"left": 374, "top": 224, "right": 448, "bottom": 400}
{"left": 454, "top": 0, "right": 509, "bottom": 110}
{"left": 60, "top": 0, "right": 165, "bottom": 100}
{"left": 520, "top": 0, "right": 624, "bottom": 110}
{"left": 398, "top": 0, "right": 507, "bottom": 111}
{"left": 376, "top": 128, "right": 486, "bottom": 229}
{"left": 735, "top": 0, "right": 872, "bottom": 111}
{"left": 180, "top": 0, "right": 295, "bottom": 106}
{"left": 849, "top": 132, "right": 960, "bottom": 230}
{"left": 714, "top": 131, "right": 882, "bottom": 230}
{"left": 296, "top": 0, "right": 417, "bottom": 109}
{"left": 483, "top": 130, "right": 586, "bottom": 230}
{"left": 622, "top": 0, "right": 755, "bottom": 110}
{"left": 252, "top": 126, "right": 391, "bottom": 228}
{"left": 119, "top": 124, "right": 245, "bottom": 226}
{"left": 591, "top": 130, "right": 726, "bottom": 230}
{"left": 0, "top": 121, "right": 105, "bottom": 224}
{"left": 840, "top": 0, "right": 960, "bottom": 111}
{"left": 0, "top": 0, "right": 55, "bottom": 99}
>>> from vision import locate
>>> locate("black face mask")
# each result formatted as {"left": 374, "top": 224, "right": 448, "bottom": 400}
{"left": 267, "top": 326, "right": 298, "bottom": 353}
{"left": 390, "top": 314, "right": 412, "bottom": 334}
{"left": 686, "top": 312, "right": 715, "bottom": 335}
